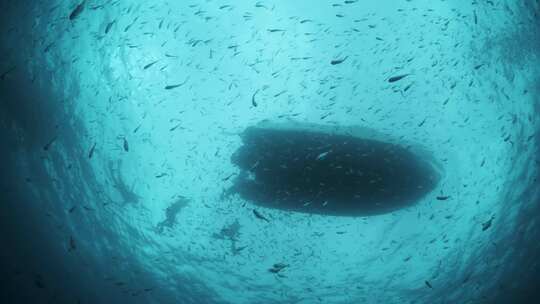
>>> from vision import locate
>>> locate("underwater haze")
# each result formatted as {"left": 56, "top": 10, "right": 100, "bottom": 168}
{"left": 0, "top": 0, "right": 539, "bottom": 303}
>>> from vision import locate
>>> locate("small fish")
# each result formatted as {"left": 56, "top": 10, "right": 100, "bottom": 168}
{"left": 0, "top": 66, "right": 16, "bottom": 81}
{"left": 69, "top": 1, "right": 86, "bottom": 21}
{"left": 252, "top": 89, "right": 260, "bottom": 107}
{"left": 124, "top": 17, "right": 139, "bottom": 32}
{"left": 165, "top": 78, "right": 189, "bottom": 90}
{"left": 253, "top": 209, "right": 269, "bottom": 222}
{"left": 255, "top": 2, "right": 268, "bottom": 9}
{"left": 222, "top": 173, "right": 236, "bottom": 181}
{"left": 267, "top": 29, "right": 286, "bottom": 33}
{"left": 388, "top": 74, "right": 409, "bottom": 83}
{"left": 165, "top": 84, "right": 183, "bottom": 90}
{"left": 474, "top": 63, "right": 484, "bottom": 70}
{"left": 482, "top": 216, "right": 494, "bottom": 231}
{"left": 123, "top": 138, "right": 129, "bottom": 152}
{"left": 331, "top": 56, "right": 348, "bottom": 65}
{"left": 274, "top": 90, "right": 287, "bottom": 97}
{"left": 269, "top": 263, "right": 288, "bottom": 273}
{"left": 68, "top": 206, "right": 77, "bottom": 213}
{"left": 43, "top": 136, "right": 58, "bottom": 151}
{"left": 88, "top": 142, "right": 97, "bottom": 159}
{"left": 320, "top": 112, "right": 332, "bottom": 120}
{"left": 133, "top": 124, "right": 142, "bottom": 133}
{"left": 105, "top": 20, "right": 115, "bottom": 34}
{"left": 425, "top": 280, "right": 433, "bottom": 288}
{"left": 436, "top": 195, "right": 450, "bottom": 201}
{"left": 462, "top": 273, "right": 472, "bottom": 284}
{"left": 316, "top": 151, "right": 331, "bottom": 161}
{"left": 232, "top": 245, "right": 248, "bottom": 255}
{"left": 68, "top": 236, "right": 76, "bottom": 251}
{"left": 43, "top": 42, "right": 55, "bottom": 53}
{"left": 143, "top": 60, "right": 159, "bottom": 70}
{"left": 169, "top": 123, "right": 182, "bottom": 131}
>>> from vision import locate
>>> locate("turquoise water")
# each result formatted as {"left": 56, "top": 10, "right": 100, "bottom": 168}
{"left": 0, "top": 1, "right": 539, "bottom": 303}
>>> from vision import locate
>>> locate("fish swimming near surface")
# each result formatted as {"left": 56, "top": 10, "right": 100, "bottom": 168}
{"left": 331, "top": 56, "right": 348, "bottom": 65}
{"left": 482, "top": 216, "right": 494, "bottom": 231}
{"left": 165, "top": 77, "right": 189, "bottom": 90}
{"left": 269, "top": 263, "right": 289, "bottom": 273}
{"left": 43, "top": 136, "right": 58, "bottom": 151}
{"left": 252, "top": 89, "right": 260, "bottom": 107}
{"left": 436, "top": 195, "right": 450, "bottom": 201}
{"left": 69, "top": 1, "right": 86, "bottom": 21}
{"left": 143, "top": 60, "right": 159, "bottom": 70}
{"left": 253, "top": 209, "right": 270, "bottom": 222}
{"left": 105, "top": 20, "right": 115, "bottom": 34}
{"left": 68, "top": 236, "right": 76, "bottom": 252}
{"left": 88, "top": 142, "right": 96, "bottom": 159}
{"left": 0, "top": 66, "right": 16, "bottom": 80}
{"left": 388, "top": 74, "right": 410, "bottom": 83}
{"left": 123, "top": 138, "right": 129, "bottom": 152}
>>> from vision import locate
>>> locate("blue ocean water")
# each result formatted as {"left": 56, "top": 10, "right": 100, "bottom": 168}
{"left": 0, "top": 1, "right": 539, "bottom": 303}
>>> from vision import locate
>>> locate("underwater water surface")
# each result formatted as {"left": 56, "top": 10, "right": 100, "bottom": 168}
{"left": 0, "top": 0, "right": 539, "bottom": 303}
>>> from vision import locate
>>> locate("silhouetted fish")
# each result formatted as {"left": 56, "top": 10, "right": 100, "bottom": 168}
{"left": 165, "top": 78, "right": 189, "bottom": 90}
{"left": 253, "top": 209, "right": 269, "bottom": 222}
{"left": 252, "top": 89, "right": 260, "bottom": 107}
{"left": 123, "top": 138, "right": 129, "bottom": 152}
{"left": 88, "top": 142, "right": 96, "bottom": 159}
{"left": 482, "top": 216, "right": 494, "bottom": 231}
{"left": 388, "top": 74, "right": 409, "bottom": 83}
{"left": 43, "top": 136, "right": 57, "bottom": 151}
{"left": 69, "top": 1, "right": 86, "bottom": 21}
{"left": 331, "top": 56, "right": 348, "bottom": 65}
{"left": 68, "top": 236, "right": 76, "bottom": 251}
{"left": 0, "top": 66, "right": 16, "bottom": 80}
{"left": 143, "top": 60, "right": 159, "bottom": 70}
{"left": 105, "top": 20, "right": 115, "bottom": 34}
